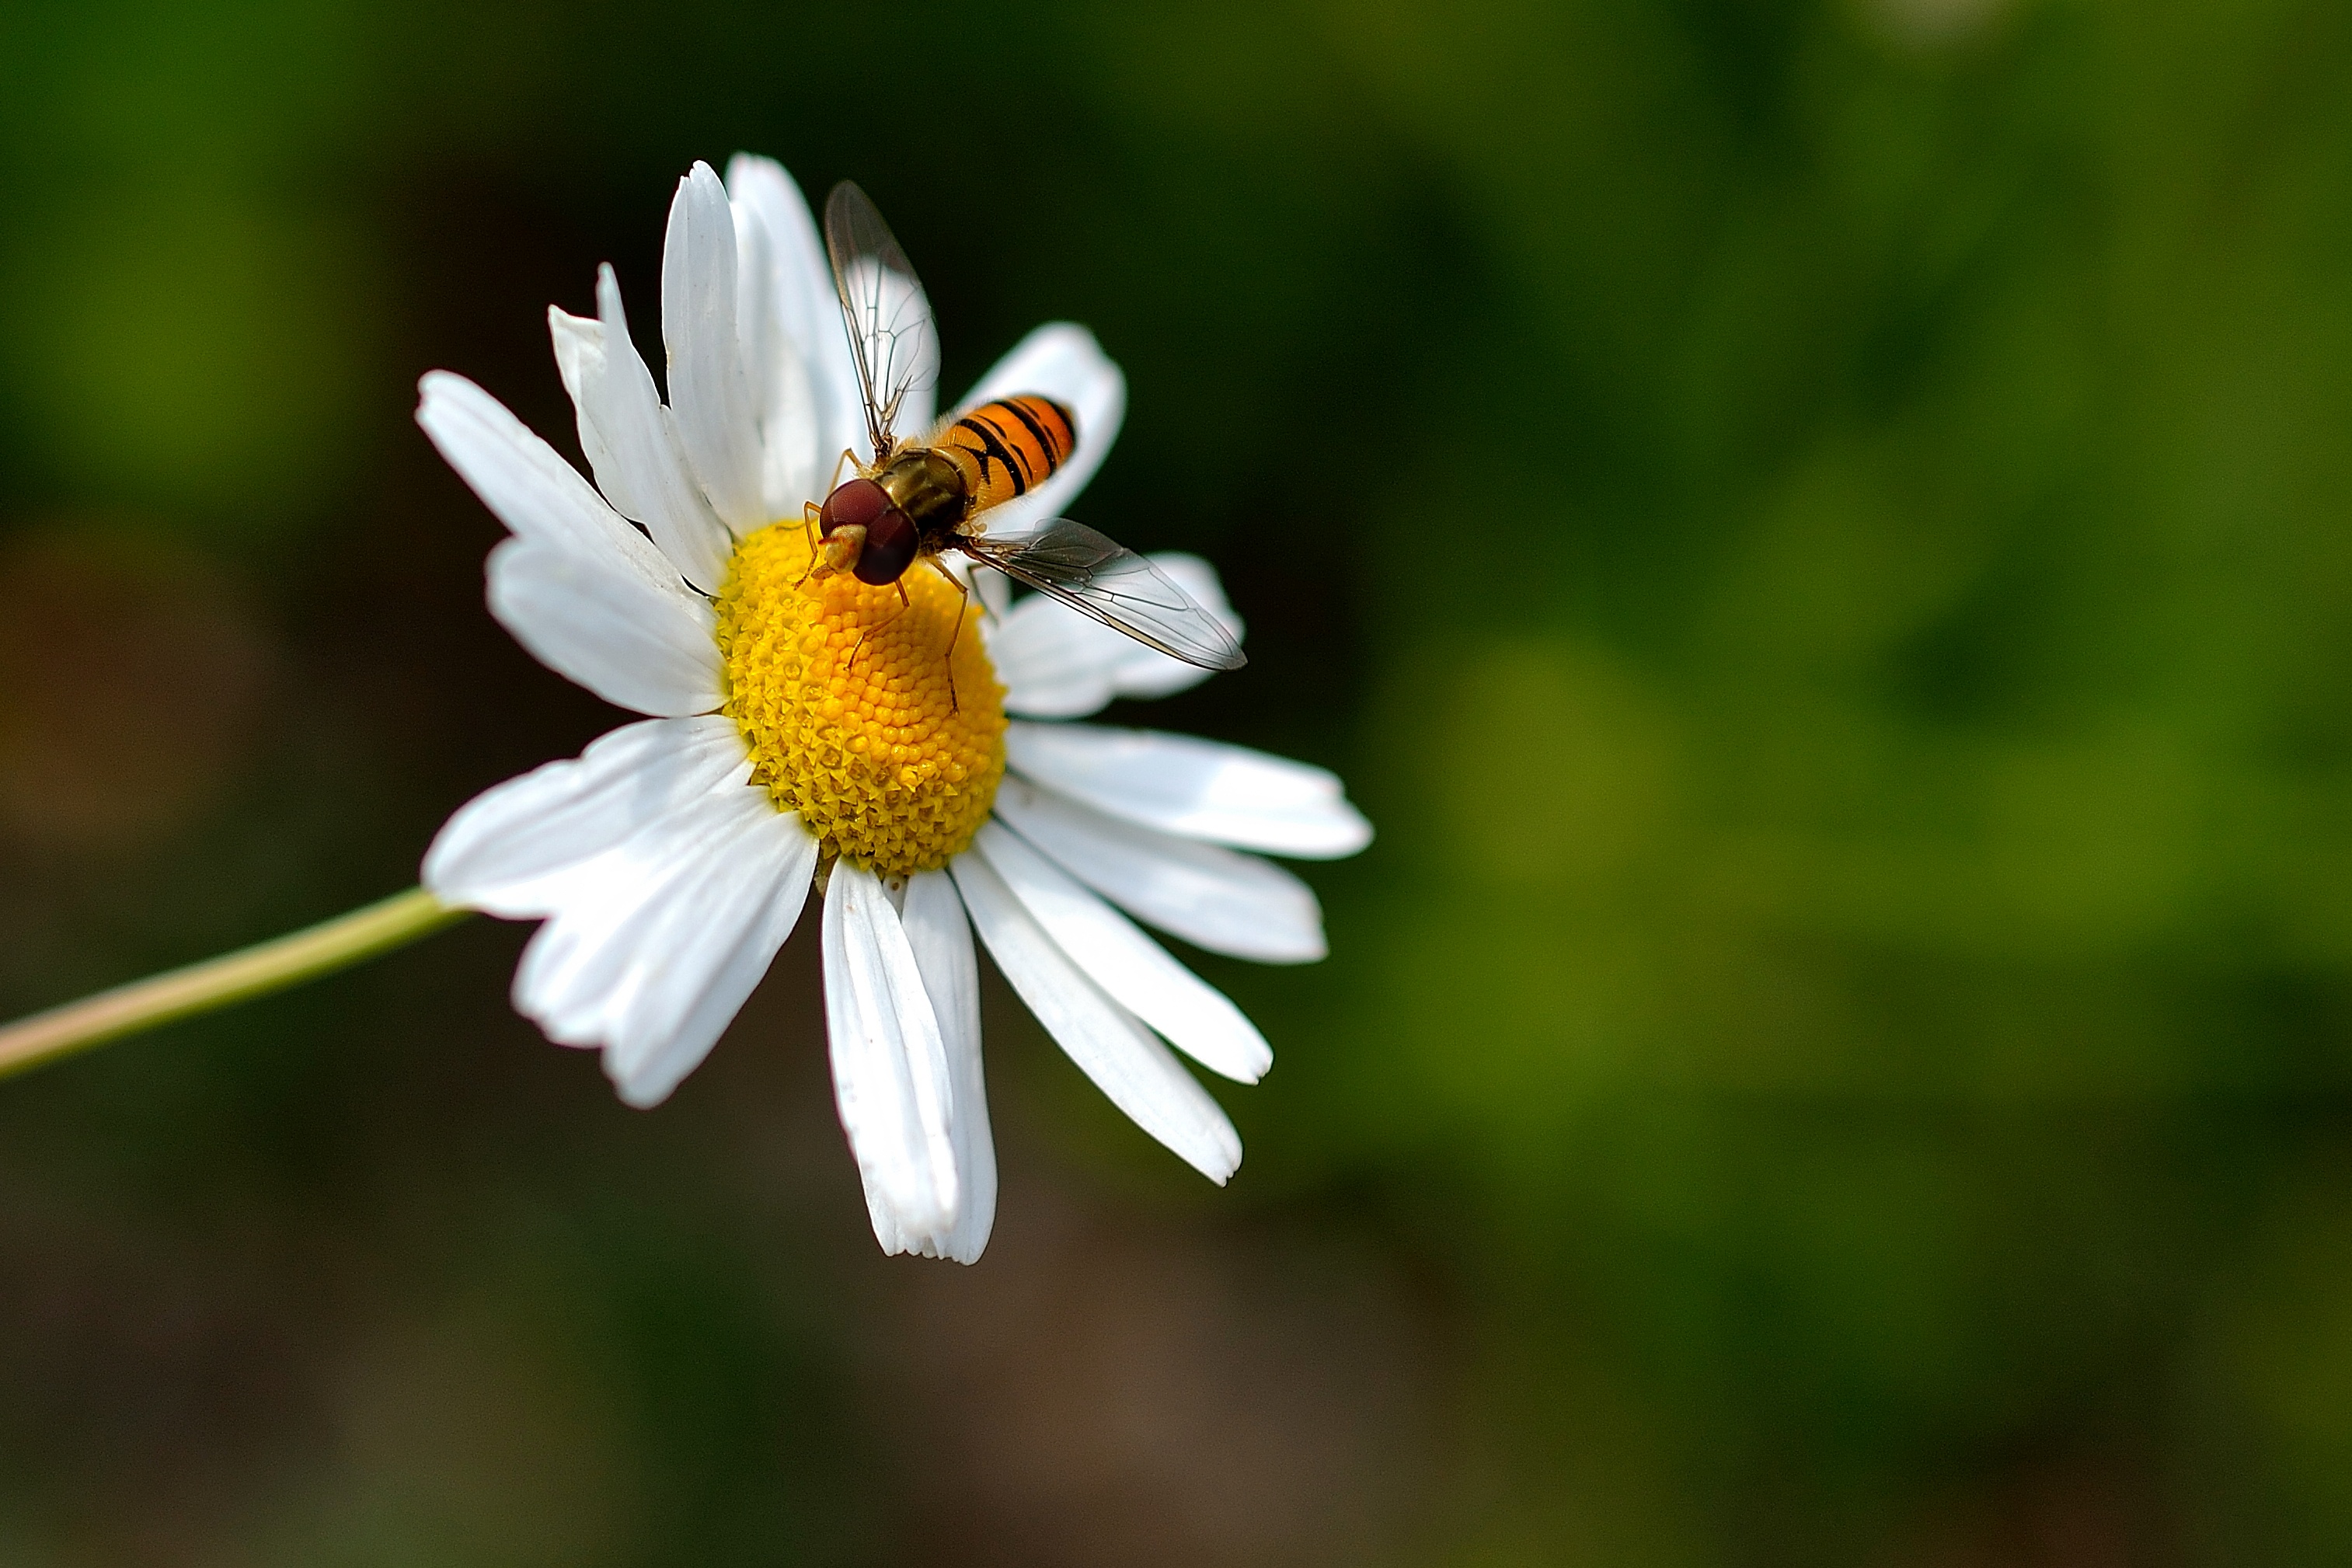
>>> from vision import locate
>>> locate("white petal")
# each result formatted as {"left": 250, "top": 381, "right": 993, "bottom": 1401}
{"left": 424, "top": 715, "right": 747, "bottom": 915}
{"left": 726, "top": 193, "right": 821, "bottom": 521}
{"left": 823, "top": 862, "right": 962, "bottom": 1251}
{"left": 601, "top": 812, "right": 812, "bottom": 1107}
{"left": 901, "top": 868, "right": 995, "bottom": 1263}
{"left": 986, "top": 599, "right": 1129, "bottom": 719}
{"left": 726, "top": 154, "right": 865, "bottom": 500}
{"left": 972, "top": 822, "right": 1270, "bottom": 1083}
{"left": 506, "top": 775, "right": 818, "bottom": 1107}
{"left": 973, "top": 557, "right": 1012, "bottom": 620}
{"left": 991, "top": 775, "right": 1326, "bottom": 963}
{"left": 724, "top": 157, "right": 843, "bottom": 420}
{"left": 952, "top": 852, "right": 1242, "bottom": 1183}
{"left": 416, "top": 372, "right": 721, "bottom": 713}
{"left": 950, "top": 323, "right": 1124, "bottom": 538}
{"left": 1005, "top": 723, "right": 1372, "bottom": 859}
{"left": 417, "top": 371, "right": 686, "bottom": 572}
{"left": 661, "top": 162, "right": 765, "bottom": 532}
{"left": 547, "top": 266, "right": 734, "bottom": 592}
{"left": 486, "top": 538, "right": 722, "bottom": 717}
{"left": 991, "top": 552, "right": 1243, "bottom": 719}
{"left": 724, "top": 193, "right": 775, "bottom": 465}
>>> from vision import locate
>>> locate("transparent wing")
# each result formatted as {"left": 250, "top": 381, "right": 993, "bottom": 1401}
{"left": 961, "top": 520, "right": 1247, "bottom": 672}
{"left": 824, "top": 181, "right": 941, "bottom": 456}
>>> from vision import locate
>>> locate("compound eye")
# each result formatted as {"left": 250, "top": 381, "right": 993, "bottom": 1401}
{"left": 852, "top": 508, "right": 920, "bottom": 585}
{"left": 820, "top": 477, "right": 890, "bottom": 535}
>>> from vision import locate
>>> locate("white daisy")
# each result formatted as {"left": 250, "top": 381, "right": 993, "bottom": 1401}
{"left": 413, "top": 157, "right": 1370, "bottom": 1263}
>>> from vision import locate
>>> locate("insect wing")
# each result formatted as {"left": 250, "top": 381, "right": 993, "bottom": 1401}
{"left": 824, "top": 181, "right": 941, "bottom": 455}
{"left": 963, "top": 520, "right": 1247, "bottom": 672}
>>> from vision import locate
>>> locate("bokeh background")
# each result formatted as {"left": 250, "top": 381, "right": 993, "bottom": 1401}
{"left": 4, "top": 0, "right": 2352, "bottom": 1560}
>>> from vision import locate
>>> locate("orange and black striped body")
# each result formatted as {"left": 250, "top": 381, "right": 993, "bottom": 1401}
{"left": 936, "top": 395, "right": 1076, "bottom": 517}
{"left": 824, "top": 394, "right": 1078, "bottom": 586}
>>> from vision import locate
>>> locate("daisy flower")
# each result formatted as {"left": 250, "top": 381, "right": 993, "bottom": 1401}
{"left": 413, "top": 157, "right": 1370, "bottom": 1263}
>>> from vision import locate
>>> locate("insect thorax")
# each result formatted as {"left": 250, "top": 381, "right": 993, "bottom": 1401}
{"left": 877, "top": 449, "right": 970, "bottom": 549}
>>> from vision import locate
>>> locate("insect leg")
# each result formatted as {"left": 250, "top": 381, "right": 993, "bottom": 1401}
{"left": 929, "top": 557, "right": 970, "bottom": 713}
{"left": 797, "top": 501, "right": 824, "bottom": 583}
{"left": 846, "top": 586, "right": 911, "bottom": 671}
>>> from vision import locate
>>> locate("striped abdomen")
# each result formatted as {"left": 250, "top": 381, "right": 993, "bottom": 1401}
{"left": 938, "top": 395, "right": 1076, "bottom": 517}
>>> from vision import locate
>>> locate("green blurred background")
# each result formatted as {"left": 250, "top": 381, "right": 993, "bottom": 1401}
{"left": 4, "top": 0, "right": 2351, "bottom": 1560}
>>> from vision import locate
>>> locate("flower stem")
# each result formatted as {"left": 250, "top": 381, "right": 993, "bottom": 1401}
{"left": 0, "top": 888, "right": 471, "bottom": 1082}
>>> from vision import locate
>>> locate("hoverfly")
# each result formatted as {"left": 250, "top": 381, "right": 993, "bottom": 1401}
{"left": 807, "top": 183, "right": 1246, "bottom": 675}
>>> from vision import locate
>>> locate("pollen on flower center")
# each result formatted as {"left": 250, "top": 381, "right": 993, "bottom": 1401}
{"left": 715, "top": 523, "right": 1006, "bottom": 877}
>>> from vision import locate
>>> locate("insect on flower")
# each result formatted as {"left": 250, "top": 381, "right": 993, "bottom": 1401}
{"left": 392, "top": 156, "right": 1370, "bottom": 1263}
{"left": 809, "top": 183, "right": 1246, "bottom": 677}
{"left": 0, "top": 155, "right": 1372, "bottom": 1271}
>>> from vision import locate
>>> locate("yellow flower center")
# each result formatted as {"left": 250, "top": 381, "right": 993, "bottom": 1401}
{"left": 714, "top": 523, "right": 1005, "bottom": 876}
